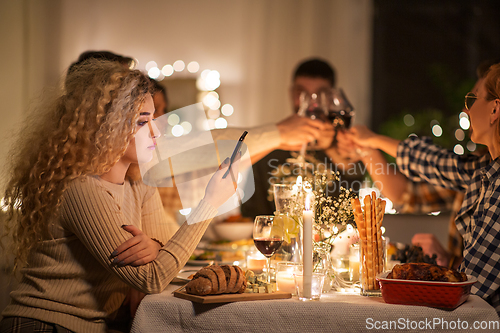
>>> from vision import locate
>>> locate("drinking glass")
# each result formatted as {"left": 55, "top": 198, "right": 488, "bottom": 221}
{"left": 273, "top": 184, "right": 302, "bottom": 263}
{"left": 253, "top": 215, "right": 285, "bottom": 283}
{"left": 297, "top": 91, "right": 329, "bottom": 122}
{"left": 327, "top": 88, "right": 355, "bottom": 129}
{"left": 297, "top": 91, "right": 329, "bottom": 151}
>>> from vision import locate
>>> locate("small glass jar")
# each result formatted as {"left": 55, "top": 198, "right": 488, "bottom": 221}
{"left": 313, "top": 242, "right": 334, "bottom": 292}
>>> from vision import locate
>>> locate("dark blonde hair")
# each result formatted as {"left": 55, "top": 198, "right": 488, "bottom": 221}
{"left": 2, "top": 59, "right": 152, "bottom": 268}
{"left": 484, "top": 63, "right": 500, "bottom": 102}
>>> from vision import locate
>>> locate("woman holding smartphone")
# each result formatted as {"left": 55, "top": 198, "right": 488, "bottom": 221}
{"left": 0, "top": 59, "right": 238, "bottom": 332}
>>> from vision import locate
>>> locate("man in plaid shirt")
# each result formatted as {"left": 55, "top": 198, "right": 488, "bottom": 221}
{"left": 347, "top": 63, "right": 500, "bottom": 315}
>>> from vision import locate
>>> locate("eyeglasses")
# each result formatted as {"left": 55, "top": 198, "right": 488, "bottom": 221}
{"left": 464, "top": 92, "right": 478, "bottom": 110}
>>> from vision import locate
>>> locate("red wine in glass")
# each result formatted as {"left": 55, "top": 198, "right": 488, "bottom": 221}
{"left": 328, "top": 109, "right": 353, "bottom": 129}
{"left": 254, "top": 238, "right": 284, "bottom": 257}
{"left": 253, "top": 215, "right": 284, "bottom": 283}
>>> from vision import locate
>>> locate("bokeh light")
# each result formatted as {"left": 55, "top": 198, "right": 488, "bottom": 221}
{"left": 145, "top": 61, "right": 157, "bottom": 71}
{"left": 214, "top": 117, "right": 227, "bottom": 129}
{"left": 453, "top": 144, "right": 464, "bottom": 155}
{"left": 172, "top": 124, "right": 184, "bottom": 137}
{"left": 180, "top": 121, "right": 192, "bottom": 134}
{"left": 459, "top": 117, "right": 470, "bottom": 130}
{"left": 162, "top": 64, "right": 174, "bottom": 76}
{"left": 455, "top": 129, "right": 465, "bottom": 141}
{"left": 403, "top": 114, "right": 415, "bottom": 127}
{"left": 173, "top": 60, "right": 185, "bottom": 72}
{"left": 187, "top": 61, "right": 200, "bottom": 73}
{"left": 148, "top": 67, "right": 160, "bottom": 79}
{"left": 168, "top": 113, "right": 180, "bottom": 126}
{"left": 221, "top": 104, "right": 234, "bottom": 116}
{"left": 432, "top": 124, "right": 442, "bottom": 137}
{"left": 467, "top": 141, "right": 476, "bottom": 152}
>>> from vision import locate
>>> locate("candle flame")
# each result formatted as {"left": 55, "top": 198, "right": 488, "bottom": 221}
{"left": 296, "top": 175, "right": 302, "bottom": 187}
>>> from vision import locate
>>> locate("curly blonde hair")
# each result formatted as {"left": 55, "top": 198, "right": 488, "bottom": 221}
{"left": 2, "top": 59, "right": 153, "bottom": 269}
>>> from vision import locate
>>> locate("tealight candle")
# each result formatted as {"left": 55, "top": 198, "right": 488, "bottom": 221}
{"left": 247, "top": 257, "right": 266, "bottom": 273}
{"left": 276, "top": 262, "right": 301, "bottom": 294}
{"left": 276, "top": 271, "right": 295, "bottom": 293}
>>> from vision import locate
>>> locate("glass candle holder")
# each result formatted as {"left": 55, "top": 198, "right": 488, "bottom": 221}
{"left": 349, "top": 243, "right": 360, "bottom": 283}
{"left": 294, "top": 271, "right": 325, "bottom": 301}
{"left": 276, "top": 261, "right": 302, "bottom": 294}
{"left": 246, "top": 246, "right": 267, "bottom": 274}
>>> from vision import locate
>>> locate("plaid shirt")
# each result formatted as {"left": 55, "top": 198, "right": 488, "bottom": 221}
{"left": 397, "top": 136, "right": 500, "bottom": 314}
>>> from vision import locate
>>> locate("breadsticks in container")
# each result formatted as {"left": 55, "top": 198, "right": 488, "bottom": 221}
{"left": 351, "top": 192, "right": 386, "bottom": 294}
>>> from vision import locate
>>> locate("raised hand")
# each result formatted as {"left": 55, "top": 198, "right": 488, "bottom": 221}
{"left": 346, "top": 125, "right": 400, "bottom": 157}
{"left": 203, "top": 153, "right": 241, "bottom": 209}
{"left": 111, "top": 225, "right": 162, "bottom": 267}
{"left": 276, "top": 114, "right": 329, "bottom": 148}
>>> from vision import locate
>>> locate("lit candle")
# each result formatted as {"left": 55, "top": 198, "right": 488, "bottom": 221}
{"left": 276, "top": 271, "right": 296, "bottom": 294}
{"left": 303, "top": 193, "right": 313, "bottom": 298}
{"left": 247, "top": 257, "right": 267, "bottom": 273}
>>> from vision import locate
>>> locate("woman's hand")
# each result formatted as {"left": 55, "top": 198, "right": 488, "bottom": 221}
{"left": 345, "top": 125, "right": 400, "bottom": 158}
{"left": 111, "top": 225, "right": 162, "bottom": 267}
{"left": 345, "top": 125, "right": 379, "bottom": 148}
{"left": 412, "top": 233, "right": 450, "bottom": 267}
{"left": 203, "top": 154, "right": 241, "bottom": 208}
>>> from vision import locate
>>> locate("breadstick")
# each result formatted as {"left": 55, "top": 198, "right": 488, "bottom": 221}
{"left": 364, "top": 194, "right": 374, "bottom": 290}
{"left": 376, "top": 199, "right": 386, "bottom": 274}
{"left": 371, "top": 192, "right": 378, "bottom": 289}
{"left": 352, "top": 198, "right": 366, "bottom": 240}
{"left": 352, "top": 198, "right": 368, "bottom": 290}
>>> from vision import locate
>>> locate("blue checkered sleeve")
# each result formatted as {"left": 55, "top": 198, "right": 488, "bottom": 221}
{"left": 396, "top": 136, "right": 485, "bottom": 191}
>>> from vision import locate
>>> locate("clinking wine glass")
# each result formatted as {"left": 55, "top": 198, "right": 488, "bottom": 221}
{"left": 297, "top": 91, "right": 329, "bottom": 122}
{"left": 328, "top": 88, "right": 355, "bottom": 129}
{"left": 253, "top": 215, "right": 285, "bottom": 283}
{"left": 296, "top": 91, "right": 329, "bottom": 154}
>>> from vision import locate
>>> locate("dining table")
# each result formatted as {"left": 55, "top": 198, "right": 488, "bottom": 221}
{"left": 131, "top": 267, "right": 499, "bottom": 333}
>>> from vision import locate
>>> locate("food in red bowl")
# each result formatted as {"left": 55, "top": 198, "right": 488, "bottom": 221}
{"left": 377, "top": 271, "right": 477, "bottom": 309}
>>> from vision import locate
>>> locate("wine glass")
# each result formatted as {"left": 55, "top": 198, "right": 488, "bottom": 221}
{"left": 297, "top": 91, "right": 329, "bottom": 122}
{"left": 253, "top": 215, "right": 285, "bottom": 283}
{"left": 327, "top": 88, "right": 355, "bottom": 129}
{"left": 296, "top": 91, "right": 329, "bottom": 156}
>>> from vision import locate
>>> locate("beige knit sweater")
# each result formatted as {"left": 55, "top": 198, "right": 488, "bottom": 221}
{"left": 2, "top": 176, "right": 217, "bottom": 332}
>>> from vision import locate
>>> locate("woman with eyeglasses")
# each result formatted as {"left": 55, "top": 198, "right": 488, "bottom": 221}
{"left": 0, "top": 59, "right": 239, "bottom": 332}
{"left": 346, "top": 63, "right": 500, "bottom": 316}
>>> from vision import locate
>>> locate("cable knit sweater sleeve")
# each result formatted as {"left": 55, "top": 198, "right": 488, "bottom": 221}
{"left": 61, "top": 177, "right": 217, "bottom": 294}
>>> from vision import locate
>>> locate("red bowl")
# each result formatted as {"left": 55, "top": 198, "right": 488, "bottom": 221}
{"left": 377, "top": 272, "right": 477, "bottom": 309}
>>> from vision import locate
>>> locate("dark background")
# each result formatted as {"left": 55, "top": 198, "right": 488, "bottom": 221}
{"left": 371, "top": 0, "right": 500, "bottom": 141}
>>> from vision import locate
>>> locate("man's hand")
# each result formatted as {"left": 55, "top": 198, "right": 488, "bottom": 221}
{"left": 276, "top": 114, "right": 329, "bottom": 148}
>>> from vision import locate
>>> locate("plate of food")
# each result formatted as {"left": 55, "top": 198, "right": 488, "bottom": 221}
{"left": 187, "top": 249, "right": 245, "bottom": 266}
{"left": 377, "top": 263, "right": 477, "bottom": 309}
{"left": 175, "top": 269, "right": 198, "bottom": 282}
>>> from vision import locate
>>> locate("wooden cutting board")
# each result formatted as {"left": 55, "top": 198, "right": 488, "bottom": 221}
{"left": 174, "top": 288, "right": 292, "bottom": 304}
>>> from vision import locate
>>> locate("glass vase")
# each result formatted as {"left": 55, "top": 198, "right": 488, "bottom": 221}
{"left": 313, "top": 242, "right": 335, "bottom": 293}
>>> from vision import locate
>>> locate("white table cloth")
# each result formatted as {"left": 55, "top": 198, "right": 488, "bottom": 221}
{"left": 131, "top": 283, "right": 499, "bottom": 333}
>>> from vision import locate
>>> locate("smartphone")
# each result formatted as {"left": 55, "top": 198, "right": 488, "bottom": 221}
{"left": 222, "top": 131, "right": 248, "bottom": 179}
